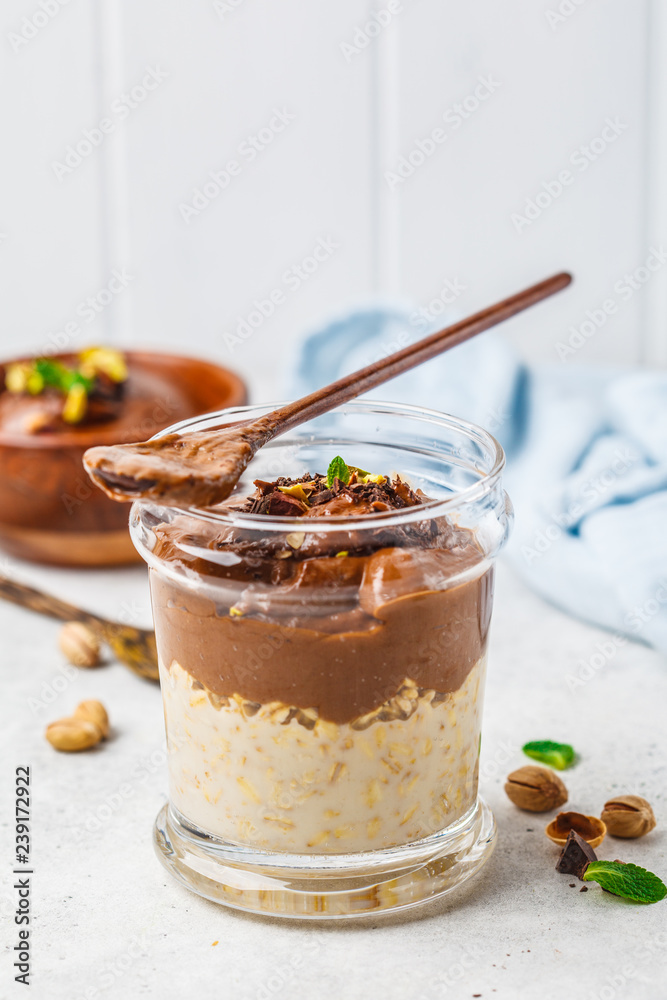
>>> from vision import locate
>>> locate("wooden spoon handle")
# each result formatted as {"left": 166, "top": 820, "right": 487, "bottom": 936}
{"left": 268, "top": 272, "right": 572, "bottom": 434}
{"left": 0, "top": 572, "right": 159, "bottom": 681}
{"left": 0, "top": 574, "right": 103, "bottom": 629}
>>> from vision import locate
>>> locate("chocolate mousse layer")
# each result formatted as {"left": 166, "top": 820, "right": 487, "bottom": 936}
{"left": 148, "top": 471, "right": 493, "bottom": 724}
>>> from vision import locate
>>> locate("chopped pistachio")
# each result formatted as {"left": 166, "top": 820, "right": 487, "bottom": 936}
{"left": 277, "top": 484, "right": 310, "bottom": 504}
{"left": 26, "top": 371, "right": 45, "bottom": 395}
{"left": 335, "top": 550, "right": 349, "bottom": 558}
{"left": 361, "top": 473, "right": 386, "bottom": 485}
{"left": 79, "top": 347, "right": 128, "bottom": 383}
{"left": 229, "top": 606, "right": 244, "bottom": 617}
{"left": 62, "top": 383, "right": 88, "bottom": 424}
{"left": 5, "top": 363, "right": 31, "bottom": 393}
{"left": 4, "top": 351, "right": 127, "bottom": 427}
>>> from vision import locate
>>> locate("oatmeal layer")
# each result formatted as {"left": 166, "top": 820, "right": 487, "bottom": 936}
{"left": 162, "top": 656, "right": 485, "bottom": 854}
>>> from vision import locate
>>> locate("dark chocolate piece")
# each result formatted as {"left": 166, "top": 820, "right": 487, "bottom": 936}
{"left": 264, "top": 493, "right": 307, "bottom": 516}
{"left": 555, "top": 830, "right": 598, "bottom": 880}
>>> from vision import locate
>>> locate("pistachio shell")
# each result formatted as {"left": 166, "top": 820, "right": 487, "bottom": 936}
{"left": 504, "top": 765, "right": 568, "bottom": 812}
{"left": 58, "top": 622, "right": 101, "bottom": 668}
{"left": 45, "top": 718, "right": 102, "bottom": 752}
{"left": 601, "top": 795, "right": 657, "bottom": 838}
{"left": 74, "top": 700, "right": 109, "bottom": 739}
{"left": 545, "top": 811, "right": 606, "bottom": 848}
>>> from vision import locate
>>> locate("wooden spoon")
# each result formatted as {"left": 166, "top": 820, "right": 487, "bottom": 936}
{"left": 0, "top": 574, "right": 158, "bottom": 681}
{"left": 84, "top": 272, "right": 572, "bottom": 507}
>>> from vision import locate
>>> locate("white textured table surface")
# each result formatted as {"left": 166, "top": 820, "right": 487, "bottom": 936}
{"left": 1, "top": 560, "right": 665, "bottom": 1000}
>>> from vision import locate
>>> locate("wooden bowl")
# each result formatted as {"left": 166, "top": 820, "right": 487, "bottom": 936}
{"left": 0, "top": 351, "right": 247, "bottom": 566}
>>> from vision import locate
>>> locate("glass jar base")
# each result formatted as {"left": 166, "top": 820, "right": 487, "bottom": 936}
{"left": 153, "top": 798, "right": 497, "bottom": 920}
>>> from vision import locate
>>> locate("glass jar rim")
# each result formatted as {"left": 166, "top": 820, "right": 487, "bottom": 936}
{"left": 131, "top": 399, "right": 505, "bottom": 536}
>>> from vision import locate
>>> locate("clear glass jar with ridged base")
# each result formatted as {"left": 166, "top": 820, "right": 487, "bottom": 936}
{"left": 131, "top": 400, "right": 512, "bottom": 919}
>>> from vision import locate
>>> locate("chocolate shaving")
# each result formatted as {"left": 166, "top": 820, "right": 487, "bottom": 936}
{"left": 240, "top": 471, "right": 424, "bottom": 517}
{"left": 264, "top": 493, "right": 307, "bottom": 516}
{"left": 555, "top": 830, "right": 598, "bottom": 880}
{"left": 153, "top": 467, "right": 482, "bottom": 576}
{"left": 309, "top": 488, "right": 336, "bottom": 507}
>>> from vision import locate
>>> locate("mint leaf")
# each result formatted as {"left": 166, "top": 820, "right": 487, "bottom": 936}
{"left": 327, "top": 456, "right": 350, "bottom": 487}
{"left": 64, "top": 369, "right": 94, "bottom": 393}
{"left": 583, "top": 861, "right": 667, "bottom": 904}
{"left": 522, "top": 740, "right": 575, "bottom": 770}
{"left": 34, "top": 358, "right": 94, "bottom": 395}
{"left": 35, "top": 358, "right": 68, "bottom": 390}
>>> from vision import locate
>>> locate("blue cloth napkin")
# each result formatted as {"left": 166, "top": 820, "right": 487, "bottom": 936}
{"left": 290, "top": 306, "right": 667, "bottom": 655}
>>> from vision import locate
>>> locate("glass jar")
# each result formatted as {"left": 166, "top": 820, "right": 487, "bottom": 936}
{"left": 130, "top": 400, "right": 512, "bottom": 918}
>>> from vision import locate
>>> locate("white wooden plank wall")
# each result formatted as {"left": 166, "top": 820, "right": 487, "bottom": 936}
{"left": 1, "top": 0, "right": 663, "bottom": 405}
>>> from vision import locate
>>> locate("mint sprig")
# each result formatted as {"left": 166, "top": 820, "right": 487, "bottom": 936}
{"left": 583, "top": 861, "right": 667, "bottom": 904}
{"left": 327, "top": 456, "right": 350, "bottom": 487}
{"left": 34, "top": 359, "right": 94, "bottom": 394}
{"left": 523, "top": 740, "right": 575, "bottom": 770}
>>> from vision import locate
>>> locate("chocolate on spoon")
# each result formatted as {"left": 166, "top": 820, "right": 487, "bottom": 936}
{"left": 84, "top": 272, "right": 572, "bottom": 508}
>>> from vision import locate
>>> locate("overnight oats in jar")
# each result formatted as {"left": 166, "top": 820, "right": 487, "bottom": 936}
{"left": 130, "top": 400, "right": 512, "bottom": 918}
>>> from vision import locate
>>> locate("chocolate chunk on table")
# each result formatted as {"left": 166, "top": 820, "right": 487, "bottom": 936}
{"left": 555, "top": 830, "right": 598, "bottom": 879}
